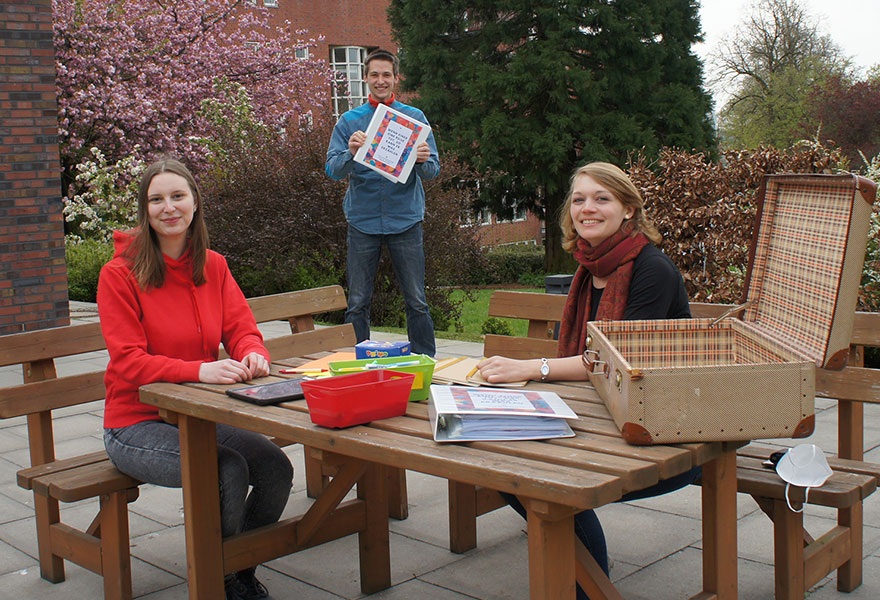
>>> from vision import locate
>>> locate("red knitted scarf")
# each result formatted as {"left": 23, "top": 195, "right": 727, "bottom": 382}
{"left": 556, "top": 222, "right": 649, "bottom": 357}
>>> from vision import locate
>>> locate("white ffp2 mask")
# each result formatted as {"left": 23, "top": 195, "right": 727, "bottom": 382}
{"left": 775, "top": 444, "right": 833, "bottom": 512}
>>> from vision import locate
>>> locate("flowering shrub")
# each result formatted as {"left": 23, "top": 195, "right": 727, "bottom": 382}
{"left": 62, "top": 147, "right": 144, "bottom": 243}
{"left": 53, "top": 0, "right": 333, "bottom": 197}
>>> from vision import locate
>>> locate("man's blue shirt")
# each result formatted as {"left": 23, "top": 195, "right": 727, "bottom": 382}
{"left": 325, "top": 100, "right": 440, "bottom": 235}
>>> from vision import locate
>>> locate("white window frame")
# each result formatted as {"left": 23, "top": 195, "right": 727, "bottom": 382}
{"left": 263, "top": 0, "right": 279, "bottom": 7}
{"left": 330, "top": 46, "right": 369, "bottom": 119}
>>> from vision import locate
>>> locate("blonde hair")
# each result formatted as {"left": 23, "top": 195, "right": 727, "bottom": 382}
{"left": 127, "top": 159, "right": 209, "bottom": 289}
{"left": 559, "top": 162, "right": 660, "bottom": 252}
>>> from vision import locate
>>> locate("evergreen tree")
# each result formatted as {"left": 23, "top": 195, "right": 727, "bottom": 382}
{"left": 389, "top": 0, "right": 715, "bottom": 269}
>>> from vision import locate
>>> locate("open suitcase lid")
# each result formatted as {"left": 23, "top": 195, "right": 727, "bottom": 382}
{"left": 741, "top": 173, "right": 876, "bottom": 370}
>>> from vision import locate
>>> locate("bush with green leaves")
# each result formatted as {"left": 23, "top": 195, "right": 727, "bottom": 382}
{"left": 481, "top": 316, "right": 513, "bottom": 337}
{"left": 472, "top": 245, "right": 545, "bottom": 285}
{"left": 66, "top": 238, "right": 115, "bottom": 302}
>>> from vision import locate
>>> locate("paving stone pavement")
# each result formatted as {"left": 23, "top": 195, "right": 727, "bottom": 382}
{"left": 0, "top": 302, "right": 877, "bottom": 599}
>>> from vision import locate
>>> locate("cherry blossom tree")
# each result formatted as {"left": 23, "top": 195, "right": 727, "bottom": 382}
{"left": 53, "top": 0, "right": 335, "bottom": 195}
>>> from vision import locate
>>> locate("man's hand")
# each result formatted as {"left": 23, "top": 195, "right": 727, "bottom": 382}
{"left": 415, "top": 141, "right": 431, "bottom": 163}
{"left": 348, "top": 130, "right": 367, "bottom": 155}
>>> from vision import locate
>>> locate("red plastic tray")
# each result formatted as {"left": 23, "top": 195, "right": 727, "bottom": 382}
{"left": 301, "top": 369, "right": 414, "bottom": 428}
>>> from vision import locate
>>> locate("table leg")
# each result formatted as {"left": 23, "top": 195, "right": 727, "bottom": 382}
{"left": 523, "top": 498, "right": 578, "bottom": 600}
{"left": 357, "top": 462, "right": 391, "bottom": 594}
{"left": 179, "top": 414, "right": 225, "bottom": 599}
{"left": 700, "top": 449, "right": 737, "bottom": 600}
{"left": 448, "top": 480, "right": 478, "bottom": 553}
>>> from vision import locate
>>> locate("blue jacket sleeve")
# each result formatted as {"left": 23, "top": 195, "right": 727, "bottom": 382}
{"left": 325, "top": 119, "right": 354, "bottom": 180}
{"left": 415, "top": 127, "right": 440, "bottom": 181}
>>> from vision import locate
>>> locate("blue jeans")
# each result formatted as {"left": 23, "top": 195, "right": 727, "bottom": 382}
{"left": 345, "top": 222, "right": 435, "bottom": 356}
{"left": 503, "top": 466, "right": 701, "bottom": 600}
{"left": 104, "top": 420, "right": 293, "bottom": 538}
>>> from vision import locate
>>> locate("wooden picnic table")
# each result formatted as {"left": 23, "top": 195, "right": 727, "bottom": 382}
{"left": 139, "top": 354, "right": 743, "bottom": 600}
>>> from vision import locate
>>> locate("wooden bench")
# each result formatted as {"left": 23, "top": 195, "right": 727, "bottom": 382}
{"left": 0, "top": 284, "right": 354, "bottom": 599}
{"left": 454, "top": 289, "right": 880, "bottom": 599}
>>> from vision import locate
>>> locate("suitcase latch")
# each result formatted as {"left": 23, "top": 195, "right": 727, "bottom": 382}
{"left": 582, "top": 350, "right": 609, "bottom": 377}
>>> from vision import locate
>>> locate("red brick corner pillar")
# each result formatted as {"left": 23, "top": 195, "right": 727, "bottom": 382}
{"left": 0, "top": 0, "right": 69, "bottom": 334}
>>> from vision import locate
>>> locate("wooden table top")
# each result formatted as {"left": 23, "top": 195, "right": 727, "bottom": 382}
{"left": 139, "top": 361, "right": 730, "bottom": 512}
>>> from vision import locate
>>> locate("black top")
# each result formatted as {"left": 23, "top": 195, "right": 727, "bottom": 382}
{"left": 589, "top": 244, "right": 691, "bottom": 321}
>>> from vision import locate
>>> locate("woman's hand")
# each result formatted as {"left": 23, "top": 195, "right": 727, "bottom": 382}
{"left": 198, "top": 359, "right": 252, "bottom": 384}
{"left": 241, "top": 352, "right": 270, "bottom": 379}
{"left": 476, "top": 356, "right": 539, "bottom": 383}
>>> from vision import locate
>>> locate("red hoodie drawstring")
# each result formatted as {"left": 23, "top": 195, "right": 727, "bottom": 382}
{"left": 188, "top": 284, "right": 212, "bottom": 357}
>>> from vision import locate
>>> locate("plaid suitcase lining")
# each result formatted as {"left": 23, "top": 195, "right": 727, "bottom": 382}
{"left": 746, "top": 182, "right": 853, "bottom": 361}
{"left": 602, "top": 320, "right": 794, "bottom": 369}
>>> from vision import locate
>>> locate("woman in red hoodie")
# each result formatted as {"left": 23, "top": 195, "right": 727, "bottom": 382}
{"left": 98, "top": 158, "right": 292, "bottom": 600}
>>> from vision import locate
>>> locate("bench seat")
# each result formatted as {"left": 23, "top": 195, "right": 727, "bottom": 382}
{"left": 21, "top": 456, "right": 141, "bottom": 504}
{"left": 460, "top": 290, "right": 880, "bottom": 599}
{"left": 0, "top": 285, "right": 355, "bottom": 599}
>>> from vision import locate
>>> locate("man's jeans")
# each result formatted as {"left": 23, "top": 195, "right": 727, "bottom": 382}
{"left": 104, "top": 420, "right": 293, "bottom": 538}
{"left": 345, "top": 222, "right": 436, "bottom": 356}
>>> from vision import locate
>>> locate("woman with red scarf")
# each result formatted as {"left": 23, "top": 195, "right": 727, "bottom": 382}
{"left": 477, "top": 162, "right": 695, "bottom": 599}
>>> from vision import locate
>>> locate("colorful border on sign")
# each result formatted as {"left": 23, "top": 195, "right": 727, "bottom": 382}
{"left": 363, "top": 109, "right": 423, "bottom": 177}
{"left": 449, "top": 388, "right": 555, "bottom": 414}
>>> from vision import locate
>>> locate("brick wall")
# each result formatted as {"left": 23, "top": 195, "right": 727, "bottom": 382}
{"left": 0, "top": 0, "right": 68, "bottom": 334}
{"left": 474, "top": 213, "right": 544, "bottom": 247}
{"left": 272, "top": 0, "right": 396, "bottom": 60}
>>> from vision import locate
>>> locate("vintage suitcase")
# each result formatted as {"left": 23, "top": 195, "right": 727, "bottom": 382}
{"left": 585, "top": 173, "right": 876, "bottom": 445}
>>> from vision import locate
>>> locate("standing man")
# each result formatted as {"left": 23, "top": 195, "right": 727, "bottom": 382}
{"left": 325, "top": 49, "right": 440, "bottom": 356}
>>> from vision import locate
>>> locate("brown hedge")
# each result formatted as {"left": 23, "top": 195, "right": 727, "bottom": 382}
{"left": 627, "top": 142, "right": 846, "bottom": 304}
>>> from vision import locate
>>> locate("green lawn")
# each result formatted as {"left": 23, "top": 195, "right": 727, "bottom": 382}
{"left": 372, "top": 287, "right": 543, "bottom": 343}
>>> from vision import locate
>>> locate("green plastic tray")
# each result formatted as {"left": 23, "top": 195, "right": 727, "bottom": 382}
{"left": 328, "top": 354, "right": 436, "bottom": 401}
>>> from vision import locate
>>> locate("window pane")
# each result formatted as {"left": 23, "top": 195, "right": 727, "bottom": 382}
{"left": 333, "top": 47, "right": 346, "bottom": 63}
{"left": 348, "top": 47, "right": 360, "bottom": 63}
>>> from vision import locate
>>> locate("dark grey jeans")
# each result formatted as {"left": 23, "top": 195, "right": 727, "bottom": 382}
{"left": 104, "top": 420, "right": 292, "bottom": 538}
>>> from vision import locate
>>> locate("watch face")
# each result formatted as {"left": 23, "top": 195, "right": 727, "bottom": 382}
{"left": 541, "top": 360, "right": 550, "bottom": 376}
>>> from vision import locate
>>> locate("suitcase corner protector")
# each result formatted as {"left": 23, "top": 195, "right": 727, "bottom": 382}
{"left": 621, "top": 422, "right": 653, "bottom": 445}
{"left": 792, "top": 414, "right": 815, "bottom": 438}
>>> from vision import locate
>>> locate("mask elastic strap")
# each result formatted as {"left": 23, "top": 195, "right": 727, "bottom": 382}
{"left": 785, "top": 483, "right": 809, "bottom": 513}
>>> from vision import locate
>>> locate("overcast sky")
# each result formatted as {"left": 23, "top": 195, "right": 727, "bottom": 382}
{"left": 694, "top": 0, "right": 880, "bottom": 107}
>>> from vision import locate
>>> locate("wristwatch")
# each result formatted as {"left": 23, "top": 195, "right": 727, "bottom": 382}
{"left": 539, "top": 357, "right": 550, "bottom": 381}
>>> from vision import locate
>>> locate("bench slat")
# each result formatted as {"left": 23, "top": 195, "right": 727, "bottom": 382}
{"left": 851, "top": 311, "right": 880, "bottom": 347}
{"left": 31, "top": 460, "right": 140, "bottom": 503}
{"left": 0, "top": 322, "right": 106, "bottom": 367}
{"left": 483, "top": 334, "right": 557, "bottom": 360}
{"left": 816, "top": 366, "right": 880, "bottom": 404}
{"left": 737, "top": 444, "right": 880, "bottom": 480}
{"left": 262, "top": 325, "right": 356, "bottom": 360}
{"left": 1, "top": 371, "right": 106, "bottom": 418}
{"left": 17, "top": 450, "right": 111, "bottom": 489}
{"left": 736, "top": 456, "right": 875, "bottom": 507}
{"left": 488, "top": 290, "right": 567, "bottom": 322}
{"left": 246, "top": 286, "right": 347, "bottom": 324}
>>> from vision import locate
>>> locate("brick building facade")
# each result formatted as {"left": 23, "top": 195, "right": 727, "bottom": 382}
{"left": 0, "top": 0, "right": 68, "bottom": 334}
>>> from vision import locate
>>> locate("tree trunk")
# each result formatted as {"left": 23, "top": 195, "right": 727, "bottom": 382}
{"left": 543, "top": 189, "right": 577, "bottom": 275}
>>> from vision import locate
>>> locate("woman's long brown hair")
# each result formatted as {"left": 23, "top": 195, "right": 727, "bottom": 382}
{"left": 127, "top": 159, "right": 209, "bottom": 289}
